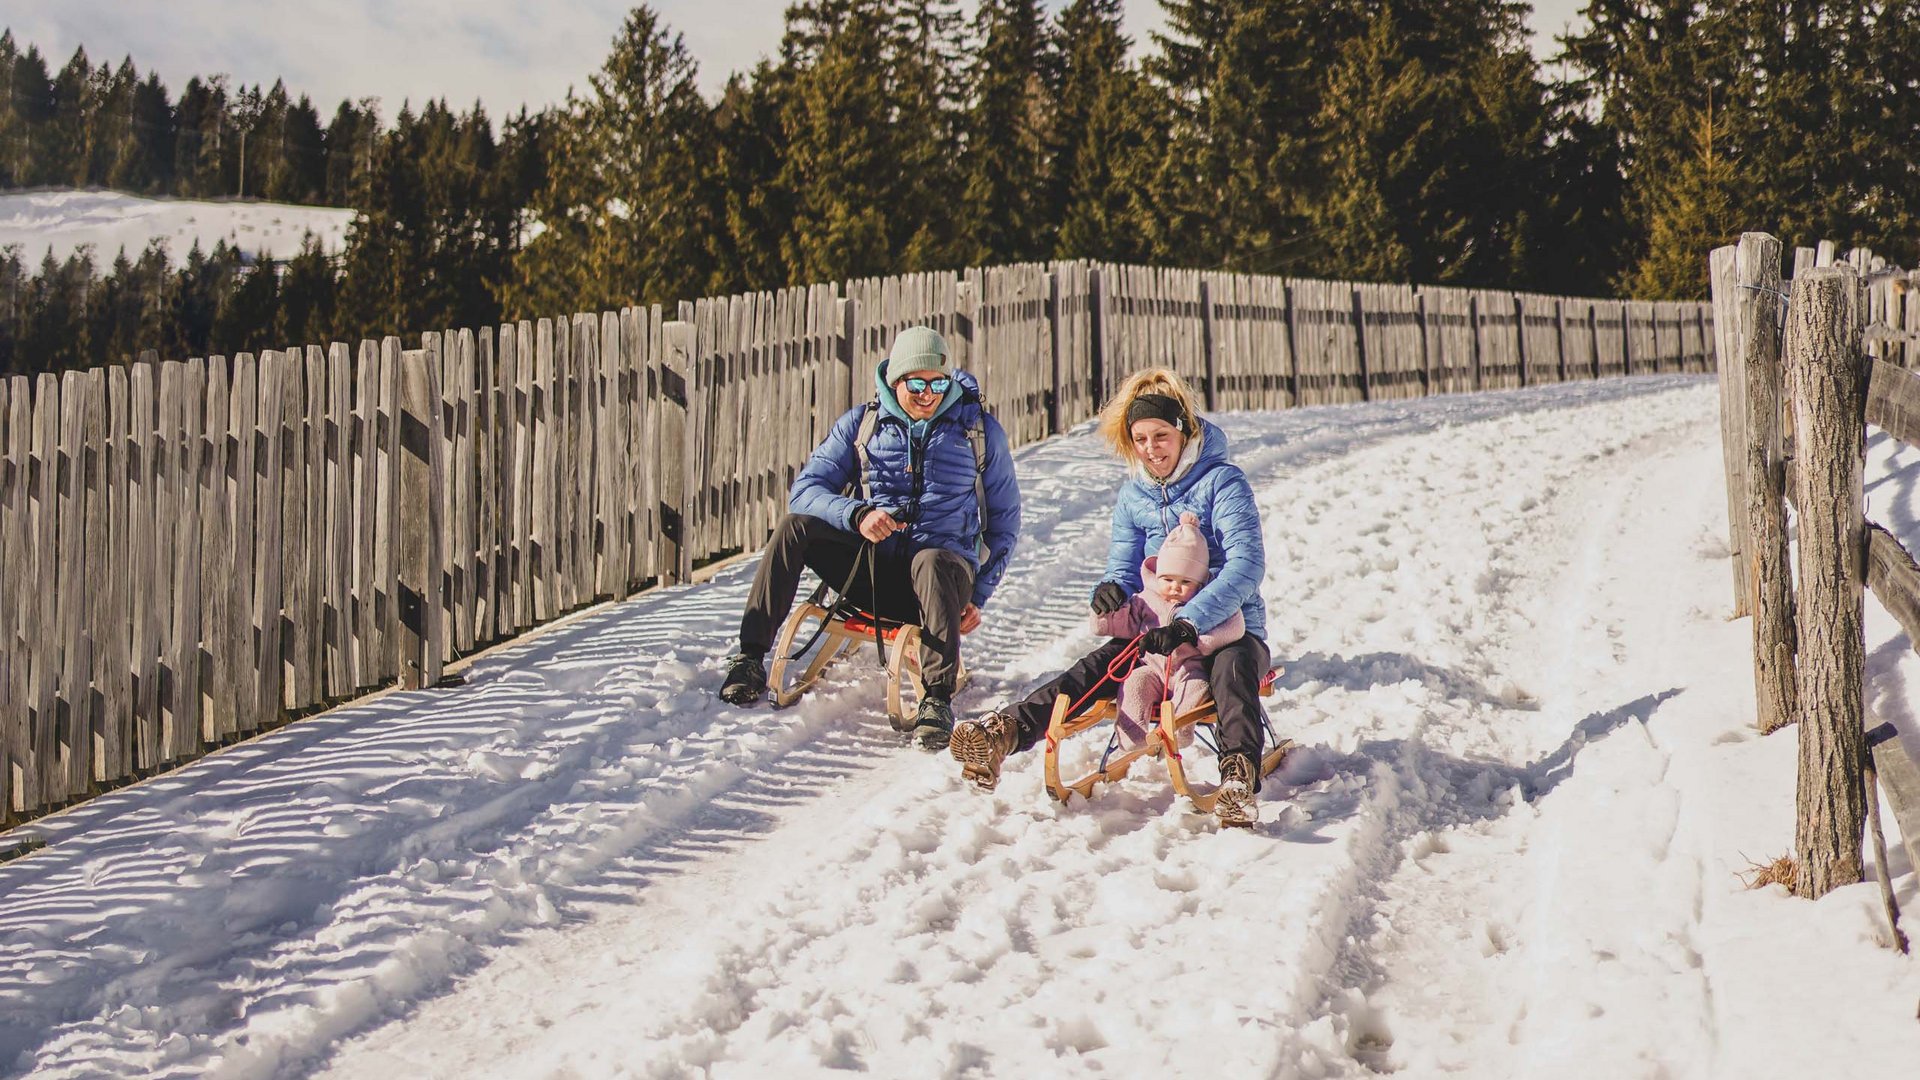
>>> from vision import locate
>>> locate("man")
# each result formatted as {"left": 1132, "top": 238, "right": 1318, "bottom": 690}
{"left": 718, "top": 326, "right": 1022, "bottom": 751}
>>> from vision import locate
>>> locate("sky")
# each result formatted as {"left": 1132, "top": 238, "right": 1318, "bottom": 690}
{"left": 5, "top": 1, "right": 1591, "bottom": 120}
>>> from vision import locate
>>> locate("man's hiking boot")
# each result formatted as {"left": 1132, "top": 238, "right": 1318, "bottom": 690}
{"left": 718, "top": 652, "right": 767, "bottom": 706}
{"left": 1214, "top": 752, "right": 1258, "bottom": 828}
{"left": 912, "top": 695, "right": 955, "bottom": 751}
{"left": 951, "top": 711, "right": 1018, "bottom": 790}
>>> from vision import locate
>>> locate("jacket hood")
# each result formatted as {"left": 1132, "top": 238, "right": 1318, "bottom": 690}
{"left": 1127, "top": 417, "right": 1230, "bottom": 499}
{"left": 873, "top": 360, "right": 977, "bottom": 424}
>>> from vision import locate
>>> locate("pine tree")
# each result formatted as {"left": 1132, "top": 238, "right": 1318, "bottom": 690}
{"left": 1624, "top": 95, "right": 1738, "bottom": 297}
{"left": 20, "top": 250, "right": 94, "bottom": 373}
{"left": 708, "top": 68, "right": 795, "bottom": 292}
{"left": 1561, "top": 0, "right": 1746, "bottom": 293}
{"left": 507, "top": 6, "right": 719, "bottom": 315}
{"left": 0, "top": 40, "right": 56, "bottom": 187}
{"left": 1148, "top": 0, "right": 1355, "bottom": 271}
{"left": 0, "top": 248, "right": 24, "bottom": 376}
{"left": 166, "top": 242, "right": 230, "bottom": 360}
{"left": 1307, "top": 0, "right": 1558, "bottom": 286}
{"left": 110, "top": 69, "right": 177, "bottom": 193}
{"left": 959, "top": 0, "right": 1050, "bottom": 264}
{"left": 45, "top": 47, "right": 95, "bottom": 187}
{"left": 87, "top": 58, "right": 139, "bottom": 186}
{"left": 173, "top": 77, "right": 230, "bottom": 197}
{"left": 1046, "top": 0, "right": 1165, "bottom": 262}
{"left": 277, "top": 237, "right": 337, "bottom": 344}
{"left": 776, "top": 0, "right": 907, "bottom": 283}
{"left": 774, "top": 0, "right": 967, "bottom": 282}
{"left": 888, "top": 0, "right": 968, "bottom": 270}
{"left": 212, "top": 256, "right": 280, "bottom": 355}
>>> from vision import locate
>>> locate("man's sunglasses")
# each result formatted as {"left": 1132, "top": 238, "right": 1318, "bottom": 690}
{"left": 899, "top": 376, "right": 952, "bottom": 395}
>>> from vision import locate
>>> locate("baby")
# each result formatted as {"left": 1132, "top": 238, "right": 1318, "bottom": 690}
{"left": 1089, "top": 512, "right": 1245, "bottom": 748}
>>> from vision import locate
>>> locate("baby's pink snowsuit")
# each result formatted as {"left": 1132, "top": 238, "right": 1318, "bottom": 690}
{"left": 1087, "top": 513, "right": 1245, "bottom": 748}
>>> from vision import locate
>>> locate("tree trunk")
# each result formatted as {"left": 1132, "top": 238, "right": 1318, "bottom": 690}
{"left": 1784, "top": 265, "right": 1867, "bottom": 899}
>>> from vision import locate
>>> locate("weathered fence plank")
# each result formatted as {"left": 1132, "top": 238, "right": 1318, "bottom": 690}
{"left": 80, "top": 369, "right": 108, "bottom": 779}
{"left": 5, "top": 378, "right": 33, "bottom": 812}
{"left": 397, "top": 347, "right": 445, "bottom": 689}
{"left": 199, "top": 358, "right": 230, "bottom": 739}
{"left": 373, "top": 338, "right": 402, "bottom": 685}
{"left": 324, "top": 344, "right": 352, "bottom": 699}
{"left": 166, "top": 361, "right": 205, "bottom": 760}
{"left": 278, "top": 349, "right": 311, "bottom": 715}
{"left": 129, "top": 363, "right": 162, "bottom": 765}
{"left": 475, "top": 327, "right": 498, "bottom": 642}
{"left": 252, "top": 351, "right": 287, "bottom": 732}
{"left": 532, "top": 318, "right": 556, "bottom": 621}
{"left": 54, "top": 371, "right": 88, "bottom": 794}
{"left": 351, "top": 341, "right": 378, "bottom": 691}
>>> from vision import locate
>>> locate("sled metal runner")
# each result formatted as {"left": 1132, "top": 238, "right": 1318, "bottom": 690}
{"left": 766, "top": 601, "right": 966, "bottom": 728}
{"left": 1042, "top": 666, "right": 1292, "bottom": 813}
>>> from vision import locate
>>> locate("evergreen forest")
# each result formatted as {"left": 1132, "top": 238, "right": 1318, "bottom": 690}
{"left": 2, "top": 0, "right": 1915, "bottom": 376}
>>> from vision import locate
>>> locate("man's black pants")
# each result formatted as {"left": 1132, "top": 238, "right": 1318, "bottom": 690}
{"left": 739, "top": 514, "right": 973, "bottom": 694}
{"left": 1004, "top": 632, "right": 1273, "bottom": 789}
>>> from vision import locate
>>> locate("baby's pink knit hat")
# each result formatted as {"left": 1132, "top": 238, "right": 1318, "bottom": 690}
{"left": 1152, "top": 512, "right": 1211, "bottom": 583}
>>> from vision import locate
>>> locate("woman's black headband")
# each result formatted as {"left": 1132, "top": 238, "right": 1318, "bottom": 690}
{"left": 1126, "top": 393, "right": 1186, "bottom": 433}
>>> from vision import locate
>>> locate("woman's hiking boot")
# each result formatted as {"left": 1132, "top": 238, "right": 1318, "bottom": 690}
{"left": 1215, "top": 752, "right": 1258, "bottom": 828}
{"left": 951, "top": 711, "right": 1018, "bottom": 790}
{"left": 718, "top": 651, "right": 768, "bottom": 705}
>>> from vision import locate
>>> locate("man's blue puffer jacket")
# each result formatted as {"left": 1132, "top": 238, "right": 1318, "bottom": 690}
{"left": 1098, "top": 417, "right": 1267, "bottom": 641}
{"left": 789, "top": 365, "right": 1022, "bottom": 608}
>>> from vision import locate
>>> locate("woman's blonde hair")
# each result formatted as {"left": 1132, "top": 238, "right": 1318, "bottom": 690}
{"left": 1097, "top": 367, "right": 1202, "bottom": 463}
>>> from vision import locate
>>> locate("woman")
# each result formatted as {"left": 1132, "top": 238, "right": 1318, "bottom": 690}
{"left": 949, "top": 368, "right": 1273, "bottom": 827}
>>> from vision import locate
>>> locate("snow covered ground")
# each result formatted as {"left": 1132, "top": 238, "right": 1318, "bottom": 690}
{"left": 0, "top": 189, "right": 354, "bottom": 267}
{"left": 2, "top": 376, "right": 1917, "bottom": 1079}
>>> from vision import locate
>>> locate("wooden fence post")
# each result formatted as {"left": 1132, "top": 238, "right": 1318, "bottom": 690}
{"left": 1088, "top": 265, "right": 1108, "bottom": 405}
{"left": 1783, "top": 264, "right": 1867, "bottom": 899}
{"left": 1709, "top": 246, "right": 1754, "bottom": 616}
{"left": 1733, "top": 233, "right": 1797, "bottom": 734}
{"left": 1512, "top": 294, "right": 1530, "bottom": 388}
{"left": 1351, "top": 287, "right": 1372, "bottom": 402}
{"left": 1199, "top": 276, "right": 1218, "bottom": 411}
{"left": 659, "top": 319, "right": 692, "bottom": 585}
{"left": 1046, "top": 269, "right": 1064, "bottom": 434}
{"left": 396, "top": 347, "right": 445, "bottom": 689}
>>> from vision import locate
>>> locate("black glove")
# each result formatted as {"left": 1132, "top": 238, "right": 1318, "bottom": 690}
{"left": 1140, "top": 619, "right": 1199, "bottom": 655}
{"left": 1090, "top": 581, "right": 1130, "bottom": 615}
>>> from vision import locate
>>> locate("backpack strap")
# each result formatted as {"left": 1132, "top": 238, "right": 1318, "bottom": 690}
{"left": 847, "top": 401, "right": 881, "bottom": 501}
{"left": 965, "top": 413, "right": 989, "bottom": 555}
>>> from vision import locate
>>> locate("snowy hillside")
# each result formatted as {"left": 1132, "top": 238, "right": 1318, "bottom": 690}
{"left": 1, "top": 377, "right": 1916, "bottom": 1078}
{"left": 0, "top": 189, "right": 355, "bottom": 266}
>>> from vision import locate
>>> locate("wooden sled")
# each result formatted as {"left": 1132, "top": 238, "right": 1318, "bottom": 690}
{"left": 766, "top": 601, "right": 966, "bottom": 729}
{"left": 1042, "top": 666, "right": 1293, "bottom": 812}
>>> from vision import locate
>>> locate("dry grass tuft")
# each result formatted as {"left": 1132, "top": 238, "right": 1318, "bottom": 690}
{"left": 1739, "top": 854, "right": 1799, "bottom": 892}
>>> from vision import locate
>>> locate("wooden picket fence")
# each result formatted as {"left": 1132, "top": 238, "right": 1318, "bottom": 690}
{"left": 0, "top": 258, "right": 1712, "bottom": 827}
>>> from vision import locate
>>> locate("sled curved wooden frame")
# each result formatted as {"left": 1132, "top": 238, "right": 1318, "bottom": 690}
{"left": 1042, "top": 667, "right": 1293, "bottom": 812}
{"left": 766, "top": 602, "right": 966, "bottom": 727}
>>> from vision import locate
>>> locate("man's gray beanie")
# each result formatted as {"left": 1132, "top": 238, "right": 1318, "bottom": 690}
{"left": 883, "top": 326, "right": 953, "bottom": 384}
